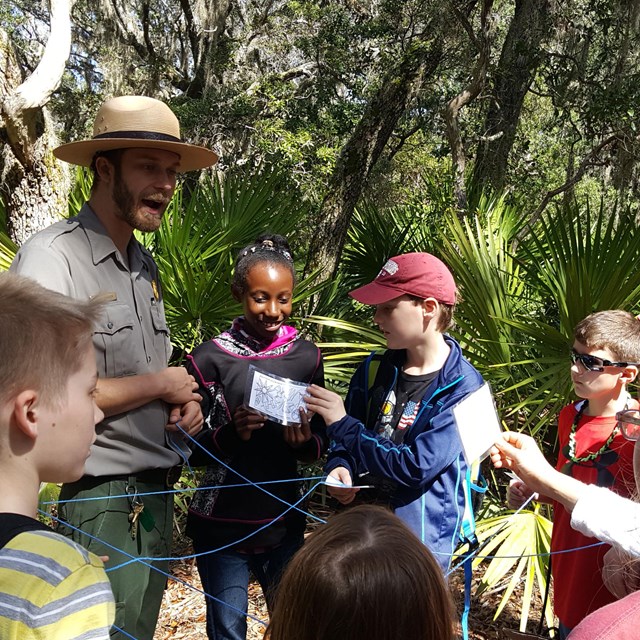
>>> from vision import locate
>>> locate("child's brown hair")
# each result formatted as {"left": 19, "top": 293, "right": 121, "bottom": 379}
{"left": 266, "top": 505, "right": 454, "bottom": 640}
{"left": 574, "top": 310, "right": 640, "bottom": 363}
{"left": 0, "top": 273, "right": 102, "bottom": 407}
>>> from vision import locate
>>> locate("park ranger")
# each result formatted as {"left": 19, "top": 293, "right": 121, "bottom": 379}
{"left": 11, "top": 95, "right": 218, "bottom": 640}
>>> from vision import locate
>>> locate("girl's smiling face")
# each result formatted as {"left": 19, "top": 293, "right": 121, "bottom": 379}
{"left": 235, "top": 263, "right": 294, "bottom": 340}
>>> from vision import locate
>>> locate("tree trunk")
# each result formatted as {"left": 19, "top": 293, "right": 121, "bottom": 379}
{"left": 471, "top": 0, "right": 555, "bottom": 199}
{"left": 444, "top": 0, "right": 493, "bottom": 213}
{"left": 0, "top": 0, "right": 73, "bottom": 245}
{"left": 305, "top": 40, "right": 444, "bottom": 280}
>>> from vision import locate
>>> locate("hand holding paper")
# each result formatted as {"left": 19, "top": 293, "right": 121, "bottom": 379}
{"left": 324, "top": 474, "right": 373, "bottom": 490}
{"left": 245, "top": 365, "right": 309, "bottom": 426}
{"left": 234, "top": 405, "right": 266, "bottom": 441}
{"left": 490, "top": 431, "right": 556, "bottom": 501}
{"left": 304, "top": 384, "right": 347, "bottom": 426}
{"left": 491, "top": 431, "right": 588, "bottom": 510}
{"left": 325, "top": 467, "right": 359, "bottom": 505}
{"left": 283, "top": 408, "right": 313, "bottom": 447}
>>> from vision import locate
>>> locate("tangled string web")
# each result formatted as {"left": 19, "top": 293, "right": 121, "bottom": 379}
{"left": 40, "top": 425, "right": 327, "bottom": 640}
{"left": 39, "top": 426, "right": 601, "bottom": 640}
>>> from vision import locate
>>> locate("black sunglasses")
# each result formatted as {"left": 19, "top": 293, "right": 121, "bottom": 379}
{"left": 616, "top": 409, "right": 640, "bottom": 441}
{"left": 570, "top": 349, "right": 640, "bottom": 373}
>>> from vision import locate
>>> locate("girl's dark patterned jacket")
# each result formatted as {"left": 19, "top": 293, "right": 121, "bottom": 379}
{"left": 185, "top": 318, "right": 327, "bottom": 550}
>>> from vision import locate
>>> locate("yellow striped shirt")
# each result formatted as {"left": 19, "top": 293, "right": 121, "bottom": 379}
{"left": 0, "top": 526, "right": 114, "bottom": 639}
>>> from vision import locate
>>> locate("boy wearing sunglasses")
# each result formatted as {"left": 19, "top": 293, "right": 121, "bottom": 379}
{"left": 491, "top": 420, "right": 640, "bottom": 640}
{"left": 509, "top": 310, "right": 640, "bottom": 638}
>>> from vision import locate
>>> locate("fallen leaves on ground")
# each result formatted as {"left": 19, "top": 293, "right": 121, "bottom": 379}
{"left": 154, "top": 500, "right": 549, "bottom": 640}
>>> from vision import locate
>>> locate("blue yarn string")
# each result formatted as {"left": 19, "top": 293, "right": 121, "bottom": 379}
{"left": 45, "top": 422, "right": 616, "bottom": 637}
{"left": 38, "top": 508, "right": 270, "bottom": 632}
{"left": 110, "top": 625, "right": 138, "bottom": 639}
{"left": 174, "top": 424, "right": 326, "bottom": 523}
{"left": 44, "top": 423, "right": 327, "bottom": 638}
{"left": 107, "top": 479, "right": 324, "bottom": 570}
{"left": 41, "top": 475, "right": 328, "bottom": 505}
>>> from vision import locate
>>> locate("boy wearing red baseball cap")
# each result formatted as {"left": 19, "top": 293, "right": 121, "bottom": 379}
{"left": 305, "top": 253, "right": 484, "bottom": 571}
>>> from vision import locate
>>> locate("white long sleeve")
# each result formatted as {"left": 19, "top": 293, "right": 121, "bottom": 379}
{"left": 571, "top": 484, "right": 640, "bottom": 557}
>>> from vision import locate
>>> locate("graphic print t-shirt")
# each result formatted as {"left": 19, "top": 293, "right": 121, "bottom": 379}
{"left": 376, "top": 369, "right": 438, "bottom": 445}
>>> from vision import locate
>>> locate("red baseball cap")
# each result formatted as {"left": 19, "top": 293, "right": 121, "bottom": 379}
{"left": 349, "top": 253, "right": 457, "bottom": 305}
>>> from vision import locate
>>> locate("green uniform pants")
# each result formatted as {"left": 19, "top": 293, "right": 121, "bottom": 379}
{"left": 58, "top": 476, "right": 173, "bottom": 640}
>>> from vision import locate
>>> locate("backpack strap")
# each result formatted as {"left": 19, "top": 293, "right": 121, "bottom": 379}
{"left": 459, "top": 460, "right": 488, "bottom": 640}
{"left": 459, "top": 459, "right": 488, "bottom": 547}
{"left": 363, "top": 350, "right": 385, "bottom": 424}
{"left": 461, "top": 553, "right": 473, "bottom": 640}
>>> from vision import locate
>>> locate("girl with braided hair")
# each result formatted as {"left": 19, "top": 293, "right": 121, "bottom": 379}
{"left": 185, "top": 234, "right": 328, "bottom": 640}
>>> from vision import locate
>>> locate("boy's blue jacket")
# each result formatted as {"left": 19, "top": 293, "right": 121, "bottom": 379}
{"left": 325, "top": 336, "right": 484, "bottom": 571}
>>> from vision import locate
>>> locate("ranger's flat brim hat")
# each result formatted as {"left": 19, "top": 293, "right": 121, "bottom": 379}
{"left": 53, "top": 95, "right": 218, "bottom": 173}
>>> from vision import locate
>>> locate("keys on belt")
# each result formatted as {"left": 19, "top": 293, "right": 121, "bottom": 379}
{"left": 127, "top": 487, "right": 144, "bottom": 540}
{"left": 124, "top": 465, "right": 183, "bottom": 539}
{"left": 126, "top": 483, "right": 157, "bottom": 540}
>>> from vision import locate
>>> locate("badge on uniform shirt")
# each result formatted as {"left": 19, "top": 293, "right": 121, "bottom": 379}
{"left": 151, "top": 280, "right": 159, "bottom": 301}
{"left": 92, "top": 291, "right": 117, "bottom": 301}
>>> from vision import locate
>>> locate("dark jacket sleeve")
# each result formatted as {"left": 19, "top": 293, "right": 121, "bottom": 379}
{"left": 185, "top": 348, "right": 243, "bottom": 465}
{"left": 292, "top": 348, "right": 329, "bottom": 462}
{"left": 327, "top": 398, "right": 464, "bottom": 488}
{"left": 324, "top": 358, "right": 369, "bottom": 477}
{"left": 327, "top": 357, "right": 482, "bottom": 488}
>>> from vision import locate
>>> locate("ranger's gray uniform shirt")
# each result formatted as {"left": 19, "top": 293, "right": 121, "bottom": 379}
{"left": 11, "top": 204, "right": 181, "bottom": 475}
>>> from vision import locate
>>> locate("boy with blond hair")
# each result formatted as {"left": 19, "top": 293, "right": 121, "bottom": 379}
{"left": 305, "top": 252, "right": 484, "bottom": 571}
{"left": 0, "top": 273, "right": 114, "bottom": 639}
{"left": 509, "top": 310, "right": 640, "bottom": 638}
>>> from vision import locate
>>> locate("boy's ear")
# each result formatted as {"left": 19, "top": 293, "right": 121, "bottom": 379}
{"left": 421, "top": 297, "right": 439, "bottom": 318}
{"left": 622, "top": 365, "right": 638, "bottom": 384}
{"left": 12, "top": 390, "right": 40, "bottom": 440}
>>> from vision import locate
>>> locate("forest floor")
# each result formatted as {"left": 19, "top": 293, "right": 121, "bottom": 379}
{"left": 153, "top": 500, "right": 550, "bottom": 640}
{"left": 153, "top": 560, "right": 548, "bottom": 639}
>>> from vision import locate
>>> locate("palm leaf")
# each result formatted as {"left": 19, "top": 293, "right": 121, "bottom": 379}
{"left": 68, "top": 167, "right": 93, "bottom": 218}
{"left": 471, "top": 507, "right": 553, "bottom": 632}
{"left": 342, "top": 199, "right": 430, "bottom": 290}
{"left": 299, "top": 315, "right": 386, "bottom": 386}
{"left": 0, "top": 197, "right": 17, "bottom": 271}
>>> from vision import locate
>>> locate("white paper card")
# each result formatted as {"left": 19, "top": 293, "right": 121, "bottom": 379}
{"left": 323, "top": 476, "right": 374, "bottom": 489}
{"left": 245, "top": 365, "right": 309, "bottom": 426}
{"left": 452, "top": 382, "right": 502, "bottom": 464}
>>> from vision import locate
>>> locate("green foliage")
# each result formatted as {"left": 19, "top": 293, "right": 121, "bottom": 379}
{"left": 173, "top": 470, "right": 203, "bottom": 532}
{"left": 441, "top": 195, "right": 525, "bottom": 378}
{"left": 342, "top": 199, "right": 434, "bottom": 291}
{"left": 141, "top": 166, "right": 313, "bottom": 356}
{"left": 507, "top": 202, "right": 640, "bottom": 435}
{"left": 300, "top": 314, "right": 385, "bottom": 387}
{"left": 0, "top": 198, "right": 17, "bottom": 271}
{"left": 520, "top": 202, "right": 640, "bottom": 327}
{"left": 7, "top": 136, "right": 638, "bottom": 632}
{"left": 437, "top": 196, "right": 640, "bottom": 440}
{"left": 38, "top": 482, "right": 61, "bottom": 527}
{"left": 7, "top": 0, "right": 640, "bottom": 626}
{"left": 472, "top": 506, "right": 554, "bottom": 633}
{"left": 68, "top": 167, "right": 93, "bottom": 217}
